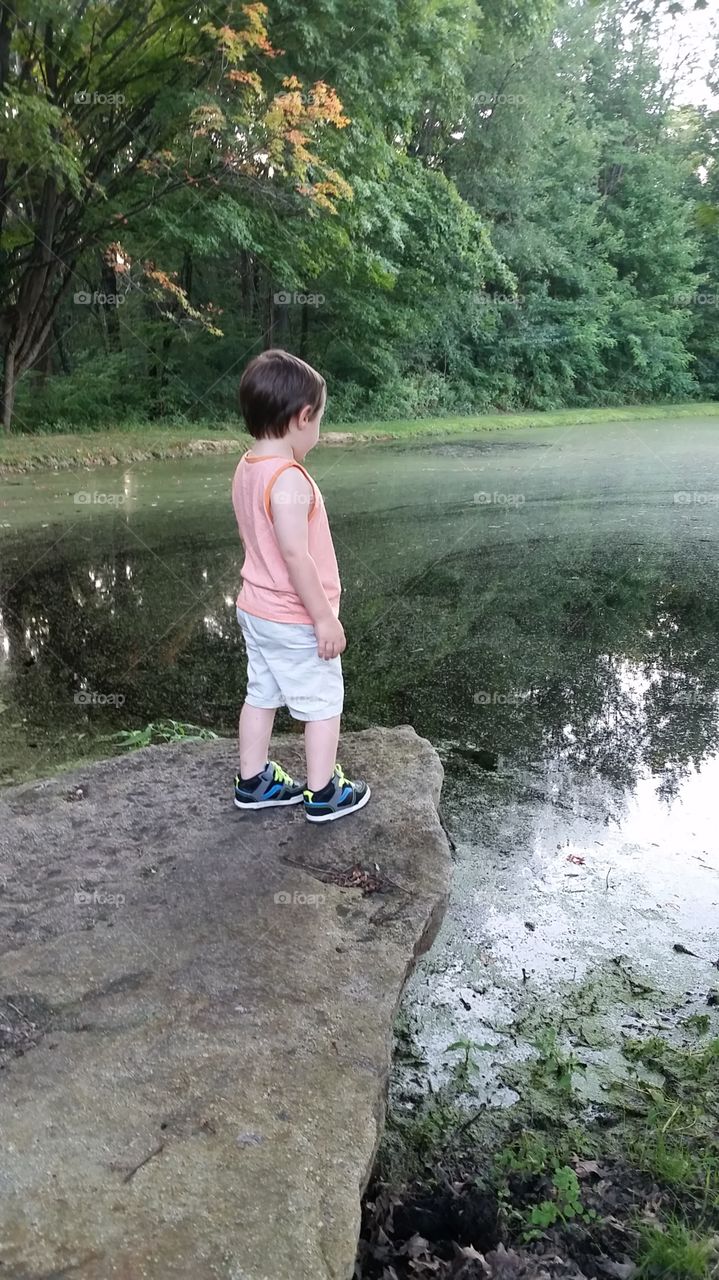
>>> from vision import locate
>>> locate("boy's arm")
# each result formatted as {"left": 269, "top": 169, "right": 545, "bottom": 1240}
{"left": 271, "top": 467, "right": 346, "bottom": 660}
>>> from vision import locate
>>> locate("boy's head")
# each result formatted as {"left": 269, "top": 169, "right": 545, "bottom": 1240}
{"left": 239, "top": 349, "right": 326, "bottom": 457}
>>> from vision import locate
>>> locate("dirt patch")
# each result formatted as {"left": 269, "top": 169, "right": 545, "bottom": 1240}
{"left": 0, "top": 436, "right": 244, "bottom": 476}
{"left": 356, "top": 1002, "right": 719, "bottom": 1280}
{"left": 320, "top": 431, "right": 394, "bottom": 445}
{"left": 358, "top": 1152, "right": 684, "bottom": 1279}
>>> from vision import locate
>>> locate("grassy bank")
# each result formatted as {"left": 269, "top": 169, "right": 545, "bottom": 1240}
{"left": 357, "top": 985, "right": 719, "bottom": 1280}
{"left": 1, "top": 401, "right": 718, "bottom": 475}
{"left": 0, "top": 424, "right": 246, "bottom": 476}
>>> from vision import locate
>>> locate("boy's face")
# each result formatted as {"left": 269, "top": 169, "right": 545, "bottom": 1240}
{"left": 291, "top": 396, "right": 325, "bottom": 460}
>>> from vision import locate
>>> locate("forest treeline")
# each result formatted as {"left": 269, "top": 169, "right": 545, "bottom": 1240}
{"left": 1, "top": 0, "right": 717, "bottom": 431}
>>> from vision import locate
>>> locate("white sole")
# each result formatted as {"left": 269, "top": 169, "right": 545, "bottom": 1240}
{"left": 234, "top": 795, "right": 304, "bottom": 810}
{"left": 304, "top": 785, "right": 371, "bottom": 823}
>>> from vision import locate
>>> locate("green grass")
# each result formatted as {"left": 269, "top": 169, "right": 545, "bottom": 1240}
{"left": 1, "top": 401, "right": 718, "bottom": 474}
{"left": 376, "top": 1012, "right": 719, "bottom": 1275}
{"left": 0, "top": 421, "right": 246, "bottom": 474}
{"left": 616, "top": 1037, "right": 719, "bottom": 1214}
{"left": 637, "top": 1221, "right": 717, "bottom": 1279}
{"left": 334, "top": 400, "right": 719, "bottom": 439}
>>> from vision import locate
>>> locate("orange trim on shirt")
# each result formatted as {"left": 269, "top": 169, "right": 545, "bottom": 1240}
{"left": 264, "top": 461, "right": 295, "bottom": 520}
{"left": 263, "top": 460, "right": 318, "bottom": 523}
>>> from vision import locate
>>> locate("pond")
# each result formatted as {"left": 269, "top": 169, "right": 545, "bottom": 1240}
{"left": 1, "top": 417, "right": 718, "bottom": 1079}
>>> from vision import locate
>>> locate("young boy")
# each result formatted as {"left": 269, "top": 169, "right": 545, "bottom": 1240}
{"left": 231, "top": 348, "right": 370, "bottom": 822}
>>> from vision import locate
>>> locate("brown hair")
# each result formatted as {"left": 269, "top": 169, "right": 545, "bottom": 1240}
{"left": 238, "top": 348, "right": 326, "bottom": 438}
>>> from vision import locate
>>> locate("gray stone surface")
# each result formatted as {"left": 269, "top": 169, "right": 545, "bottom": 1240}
{"left": 0, "top": 726, "right": 450, "bottom": 1280}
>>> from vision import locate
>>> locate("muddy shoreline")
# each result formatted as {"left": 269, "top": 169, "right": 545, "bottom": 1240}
{"left": 0, "top": 430, "right": 396, "bottom": 477}
{"left": 357, "top": 976, "right": 719, "bottom": 1279}
{"left": 1, "top": 402, "right": 717, "bottom": 476}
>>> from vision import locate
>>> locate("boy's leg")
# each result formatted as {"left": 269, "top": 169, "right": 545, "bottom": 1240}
{"left": 304, "top": 714, "right": 341, "bottom": 792}
{"left": 238, "top": 702, "right": 277, "bottom": 780}
{"left": 235, "top": 609, "right": 303, "bottom": 807}
{"left": 302, "top": 710, "right": 371, "bottom": 824}
{"left": 259, "top": 616, "right": 370, "bottom": 821}
{"left": 302, "top": 710, "right": 371, "bottom": 820}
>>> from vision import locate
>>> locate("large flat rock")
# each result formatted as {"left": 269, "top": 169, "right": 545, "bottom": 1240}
{"left": 0, "top": 726, "right": 450, "bottom": 1280}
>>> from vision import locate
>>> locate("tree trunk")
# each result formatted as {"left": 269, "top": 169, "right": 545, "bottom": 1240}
{"left": 300, "top": 302, "right": 309, "bottom": 360}
{"left": 265, "top": 277, "right": 275, "bottom": 348}
{"left": 2, "top": 346, "right": 16, "bottom": 432}
{"left": 54, "top": 320, "right": 70, "bottom": 375}
{"left": 239, "top": 250, "right": 251, "bottom": 320}
{"left": 33, "top": 327, "right": 54, "bottom": 383}
{"left": 182, "top": 249, "right": 193, "bottom": 300}
{"left": 252, "top": 257, "right": 261, "bottom": 328}
{"left": 101, "top": 258, "right": 121, "bottom": 351}
{"left": 275, "top": 298, "right": 289, "bottom": 347}
{"left": 0, "top": 1, "right": 13, "bottom": 246}
{"left": 155, "top": 330, "right": 174, "bottom": 411}
{"left": 2, "top": 261, "right": 78, "bottom": 427}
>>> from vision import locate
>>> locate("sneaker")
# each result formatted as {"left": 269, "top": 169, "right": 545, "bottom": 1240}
{"left": 234, "top": 760, "right": 305, "bottom": 810}
{"left": 303, "top": 764, "right": 371, "bottom": 823}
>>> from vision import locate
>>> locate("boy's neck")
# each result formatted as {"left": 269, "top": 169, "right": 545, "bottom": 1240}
{"left": 248, "top": 438, "right": 296, "bottom": 459}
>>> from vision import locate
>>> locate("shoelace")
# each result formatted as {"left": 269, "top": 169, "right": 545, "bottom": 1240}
{"left": 334, "top": 763, "right": 347, "bottom": 788}
{"left": 271, "top": 762, "right": 294, "bottom": 787}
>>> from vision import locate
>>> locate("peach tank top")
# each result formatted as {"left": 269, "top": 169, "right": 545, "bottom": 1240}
{"left": 232, "top": 453, "right": 341, "bottom": 624}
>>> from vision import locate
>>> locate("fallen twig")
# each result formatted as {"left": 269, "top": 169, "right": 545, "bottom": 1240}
{"left": 122, "top": 1140, "right": 165, "bottom": 1183}
{"left": 281, "top": 855, "right": 407, "bottom": 895}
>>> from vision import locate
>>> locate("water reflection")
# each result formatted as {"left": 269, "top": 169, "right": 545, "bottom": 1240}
{"left": 1, "top": 455, "right": 719, "bottom": 793}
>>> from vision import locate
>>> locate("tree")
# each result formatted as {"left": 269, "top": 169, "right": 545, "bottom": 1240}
{"left": 0, "top": 0, "right": 350, "bottom": 429}
{"left": 3, "top": 0, "right": 717, "bottom": 428}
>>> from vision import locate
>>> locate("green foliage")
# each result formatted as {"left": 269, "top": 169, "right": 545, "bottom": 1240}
{"left": 381, "top": 1010, "right": 719, "bottom": 1271}
{"left": 637, "top": 1221, "right": 717, "bottom": 1279}
{"left": 0, "top": 89, "right": 84, "bottom": 195}
{"left": 522, "top": 1166, "right": 598, "bottom": 1240}
{"left": 2, "top": 0, "right": 718, "bottom": 429}
{"left": 530, "top": 1027, "right": 584, "bottom": 1101}
{"left": 617, "top": 1036, "right": 719, "bottom": 1194}
{"left": 682, "top": 1013, "right": 712, "bottom": 1036}
{"left": 106, "top": 721, "right": 220, "bottom": 750}
{"left": 444, "top": 1036, "right": 496, "bottom": 1088}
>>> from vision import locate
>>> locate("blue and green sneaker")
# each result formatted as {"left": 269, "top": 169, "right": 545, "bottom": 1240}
{"left": 234, "top": 761, "right": 305, "bottom": 810}
{"left": 303, "top": 764, "right": 371, "bottom": 823}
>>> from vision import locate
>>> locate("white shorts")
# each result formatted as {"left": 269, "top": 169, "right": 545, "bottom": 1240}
{"left": 237, "top": 608, "right": 344, "bottom": 722}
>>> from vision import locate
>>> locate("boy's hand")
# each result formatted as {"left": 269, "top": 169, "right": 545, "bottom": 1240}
{"left": 315, "top": 615, "right": 346, "bottom": 660}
